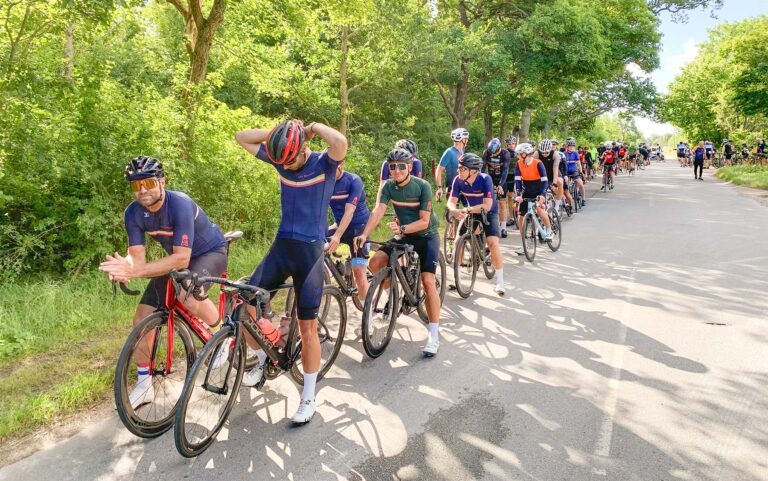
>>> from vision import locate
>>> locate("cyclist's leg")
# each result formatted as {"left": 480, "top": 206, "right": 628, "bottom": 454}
{"left": 536, "top": 202, "right": 552, "bottom": 229}
{"left": 415, "top": 234, "right": 441, "bottom": 355}
{"left": 483, "top": 213, "right": 503, "bottom": 270}
{"left": 497, "top": 186, "right": 508, "bottom": 234}
{"left": 179, "top": 248, "right": 228, "bottom": 327}
{"left": 343, "top": 225, "right": 370, "bottom": 302}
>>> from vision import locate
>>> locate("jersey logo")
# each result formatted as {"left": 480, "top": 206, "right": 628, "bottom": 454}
{"left": 181, "top": 234, "right": 189, "bottom": 247}
{"left": 143, "top": 212, "right": 150, "bottom": 218}
{"left": 427, "top": 201, "right": 432, "bottom": 211}
{"left": 352, "top": 196, "right": 358, "bottom": 204}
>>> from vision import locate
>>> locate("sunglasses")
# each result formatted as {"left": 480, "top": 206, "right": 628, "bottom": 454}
{"left": 388, "top": 162, "right": 409, "bottom": 172}
{"left": 130, "top": 178, "right": 160, "bottom": 192}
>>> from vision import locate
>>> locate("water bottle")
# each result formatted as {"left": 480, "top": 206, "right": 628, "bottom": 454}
{"left": 255, "top": 317, "right": 281, "bottom": 346}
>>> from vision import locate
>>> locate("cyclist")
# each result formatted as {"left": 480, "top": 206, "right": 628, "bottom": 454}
{"left": 355, "top": 148, "right": 442, "bottom": 357}
{"left": 504, "top": 135, "right": 518, "bottom": 229}
{"left": 600, "top": 142, "right": 617, "bottom": 190}
{"left": 627, "top": 145, "right": 638, "bottom": 174}
{"left": 376, "top": 138, "right": 422, "bottom": 203}
{"left": 235, "top": 119, "right": 347, "bottom": 424}
{"left": 741, "top": 143, "right": 750, "bottom": 160}
{"left": 757, "top": 139, "right": 766, "bottom": 164}
{"left": 537, "top": 139, "right": 563, "bottom": 211}
{"left": 447, "top": 153, "right": 506, "bottom": 295}
{"left": 514, "top": 143, "right": 553, "bottom": 255}
{"left": 482, "top": 138, "right": 511, "bottom": 238}
{"left": 704, "top": 140, "right": 715, "bottom": 168}
{"left": 436, "top": 128, "right": 469, "bottom": 202}
{"left": 564, "top": 138, "right": 586, "bottom": 207}
{"left": 723, "top": 138, "right": 733, "bottom": 166}
{"left": 99, "top": 156, "right": 228, "bottom": 409}
{"left": 328, "top": 160, "right": 371, "bottom": 306}
{"left": 693, "top": 141, "right": 705, "bottom": 180}
{"left": 677, "top": 141, "right": 686, "bottom": 167}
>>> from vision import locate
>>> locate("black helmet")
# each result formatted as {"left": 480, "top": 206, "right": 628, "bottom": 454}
{"left": 394, "top": 139, "right": 418, "bottom": 157}
{"left": 459, "top": 152, "right": 483, "bottom": 170}
{"left": 386, "top": 148, "right": 413, "bottom": 163}
{"left": 125, "top": 156, "right": 164, "bottom": 181}
{"left": 266, "top": 120, "right": 305, "bottom": 165}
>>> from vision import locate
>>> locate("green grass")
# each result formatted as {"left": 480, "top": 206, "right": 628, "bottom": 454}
{"left": 715, "top": 164, "right": 768, "bottom": 190}
{"left": 0, "top": 205, "right": 442, "bottom": 442}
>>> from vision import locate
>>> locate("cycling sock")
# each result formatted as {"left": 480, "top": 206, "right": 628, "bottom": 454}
{"left": 496, "top": 268, "right": 504, "bottom": 286}
{"left": 301, "top": 371, "right": 318, "bottom": 401}
{"left": 137, "top": 364, "right": 150, "bottom": 385}
{"left": 428, "top": 322, "right": 439, "bottom": 343}
{"left": 256, "top": 349, "right": 267, "bottom": 365}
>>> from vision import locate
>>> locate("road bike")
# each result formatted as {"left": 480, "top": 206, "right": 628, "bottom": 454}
{"left": 601, "top": 165, "right": 615, "bottom": 192}
{"left": 520, "top": 200, "right": 562, "bottom": 263}
{"left": 452, "top": 209, "right": 495, "bottom": 298}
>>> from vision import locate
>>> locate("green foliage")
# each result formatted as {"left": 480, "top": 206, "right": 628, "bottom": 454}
{"left": 715, "top": 165, "right": 768, "bottom": 191}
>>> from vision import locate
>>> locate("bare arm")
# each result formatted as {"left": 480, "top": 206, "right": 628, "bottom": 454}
{"left": 234, "top": 128, "right": 270, "bottom": 156}
{"left": 309, "top": 122, "right": 348, "bottom": 161}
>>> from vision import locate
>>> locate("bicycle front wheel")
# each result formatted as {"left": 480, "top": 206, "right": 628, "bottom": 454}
{"left": 453, "top": 234, "right": 477, "bottom": 298}
{"left": 547, "top": 208, "right": 562, "bottom": 252}
{"left": 521, "top": 215, "right": 537, "bottom": 262}
{"left": 482, "top": 238, "right": 496, "bottom": 280}
{"left": 174, "top": 325, "right": 245, "bottom": 458}
{"left": 443, "top": 219, "right": 457, "bottom": 265}
{"left": 115, "top": 311, "right": 196, "bottom": 438}
{"left": 289, "top": 285, "right": 347, "bottom": 383}
{"left": 361, "top": 267, "right": 399, "bottom": 358}
{"left": 417, "top": 251, "right": 446, "bottom": 324}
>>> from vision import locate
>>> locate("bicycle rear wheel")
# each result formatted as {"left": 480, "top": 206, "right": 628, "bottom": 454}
{"left": 521, "top": 214, "right": 537, "bottom": 262}
{"left": 174, "top": 325, "right": 245, "bottom": 458}
{"left": 547, "top": 209, "right": 562, "bottom": 252}
{"left": 453, "top": 234, "right": 477, "bottom": 298}
{"left": 290, "top": 285, "right": 347, "bottom": 383}
{"left": 115, "top": 311, "right": 196, "bottom": 438}
{"left": 417, "top": 251, "right": 446, "bottom": 324}
{"left": 482, "top": 240, "right": 496, "bottom": 280}
{"left": 361, "top": 267, "right": 399, "bottom": 358}
{"left": 443, "top": 219, "right": 457, "bottom": 265}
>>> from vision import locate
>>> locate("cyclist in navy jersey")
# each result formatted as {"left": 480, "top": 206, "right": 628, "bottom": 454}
{"left": 435, "top": 128, "right": 469, "bottom": 202}
{"left": 99, "top": 156, "right": 227, "bottom": 409}
{"left": 327, "top": 161, "right": 371, "bottom": 305}
{"left": 564, "top": 138, "right": 586, "bottom": 207}
{"left": 693, "top": 141, "right": 706, "bottom": 180}
{"left": 235, "top": 119, "right": 347, "bottom": 424}
{"left": 504, "top": 136, "right": 518, "bottom": 228}
{"left": 482, "top": 138, "right": 511, "bottom": 238}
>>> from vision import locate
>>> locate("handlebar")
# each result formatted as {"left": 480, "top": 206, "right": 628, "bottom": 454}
{"left": 366, "top": 239, "right": 414, "bottom": 253}
{"left": 171, "top": 269, "right": 270, "bottom": 305}
{"left": 112, "top": 280, "right": 140, "bottom": 299}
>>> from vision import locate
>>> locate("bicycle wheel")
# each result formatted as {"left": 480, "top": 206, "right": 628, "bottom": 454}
{"left": 417, "top": 251, "right": 446, "bottom": 324}
{"left": 115, "top": 311, "right": 196, "bottom": 438}
{"left": 453, "top": 234, "right": 477, "bottom": 299}
{"left": 571, "top": 183, "right": 579, "bottom": 213}
{"left": 482, "top": 240, "right": 496, "bottom": 281}
{"left": 360, "top": 267, "right": 399, "bottom": 358}
{"left": 547, "top": 208, "right": 562, "bottom": 252}
{"left": 174, "top": 325, "right": 245, "bottom": 458}
{"left": 290, "top": 285, "right": 347, "bottom": 383}
{"left": 443, "top": 219, "right": 456, "bottom": 265}
{"left": 521, "top": 214, "right": 537, "bottom": 262}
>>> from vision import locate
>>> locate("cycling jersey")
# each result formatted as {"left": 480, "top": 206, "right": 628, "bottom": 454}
{"left": 694, "top": 147, "right": 705, "bottom": 161}
{"left": 380, "top": 176, "right": 439, "bottom": 238}
{"left": 449, "top": 172, "right": 498, "bottom": 215}
{"left": 481, "top": 149, "right": 511, "bottom": 186}
{"left": 125, "top": 190, "right": 226, "bottom": 257}
{"left": 380, "top": 158, "right": 422, "bottom": 181}
{"left": 603, "top": 150, "right": 616, "bottom": 164}
{"left": 256, "top": 144, "right": 339, "bottom": 244}
{"left": 677, "top": 144, "right": 686, "bottom": 156}
{"left": 539, "top": 151, "right": 556, "bottom": 182}
{"left": 329, "top": 171, "right": 370, "bottom": 227}
{"left": 618, "top": 148, "right": 627, "bottom": 158}
{"left": 514, "top": 158, "right": 549, "bottom": 200}
{"left": 565, "top": 151, "right": 580, "bottom": 175}
{"left": 439, "top": 146, "right": 462, "bottom": 186}
{"left": 705, "top": 142, "right": 714, "bottom": 154}
{"left": 724, "top": 143, "right": 733, "bottom": 155}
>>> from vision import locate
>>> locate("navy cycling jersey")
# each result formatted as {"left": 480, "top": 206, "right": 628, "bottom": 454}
{"left": 329, "top": 171, "right": 370, "bottom": 226}
{"left": 482, "top": 149, "right": 510, "bottom": 185}
{"left": 439, "top": 146, "right": 462, "bottom": 181}
{"left": 450, "top": 173, "right": 498, "bottom": 215}
{"left": 694, "top": 147, "right": 705, "bottom": 161}
{"left": 565, "top": 151, "right": 580, "bottom": 175}
{"left": 256, "top": 144, "right": 340, "bottom": 243}
{"left": 124, "top": 190, "right": 226, "bottom": 257}
{"left": 380, "top": 158, "right": 422, "bottom": 180}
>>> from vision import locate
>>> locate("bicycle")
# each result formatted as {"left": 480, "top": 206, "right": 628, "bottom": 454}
{"left": 360, "top": 239, "right": 446, "bottom": 358}
{"left": 601, "top": 165, "right": 615, "bottom": 192}
{"left": 452, "top": 209, "right": 496, "bottom": 298}
{"left": 567, "top": 175, "right": 582, "bottom": 214}
{"left": 173, "top": 273, "right": 347, "bottom": 457}
{"left": 520, "top": 200, "right": 562, "bottom": 262}
{"left": 113, "top": 231, "right": 244, "bottom": 438}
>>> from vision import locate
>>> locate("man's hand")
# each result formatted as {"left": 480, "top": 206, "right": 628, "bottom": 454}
{"left": 302, "top": 120, "right": 316, "bottom": 142}
{"left": 495, "top": 185, "right": 504, "bottom": 196}
{"left": 99, "top": 252, "right": 136, "bottom": 281}
{"left": 515, "top": 195, "right": 523, "bottom": 204}
{"left": 327, "top": 234, "right": 341, "bottom": 254}
{"left": 387, "top": 221, "right": 401, "bottom": 235}
{"left": 354, "top": 234, "right": 368, "bottom": 250}
{"left": 436, "top": 187, "right": 443, "bottom": 202}
{"left": 451, "top": 208, "right": 468, "bottom": 221}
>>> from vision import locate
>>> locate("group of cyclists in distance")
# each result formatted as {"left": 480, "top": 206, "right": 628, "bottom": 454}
{"left": 99, "top": 118, "right": 653, "bottom": 431}
{"left": 676, "top": 139, "right": 766, "bottom": 175}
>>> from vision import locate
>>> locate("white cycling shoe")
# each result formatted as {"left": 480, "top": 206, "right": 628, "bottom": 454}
{"left": 291, "top": 399, "right": 316, "bottom": 424}
{"left": 422, "top": 338, "right": 439, "bottom": 357}
{"left": 129, "top": 378, "right": 155, "bottom": 410}
{"left": 241, "top": 364, "right": 265, "bottom": 388}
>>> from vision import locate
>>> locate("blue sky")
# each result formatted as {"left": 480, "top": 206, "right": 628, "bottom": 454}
{"left": 634, "top": 0, "right": 768, "bottom": 136}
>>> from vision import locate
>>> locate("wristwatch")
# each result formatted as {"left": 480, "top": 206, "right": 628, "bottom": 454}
{"left": 400, "top": 224, "right": 407, "bottom": 234}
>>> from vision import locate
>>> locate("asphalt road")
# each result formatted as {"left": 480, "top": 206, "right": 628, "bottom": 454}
{"left": 2, "top": 161, "right": 767, "bottom": 481}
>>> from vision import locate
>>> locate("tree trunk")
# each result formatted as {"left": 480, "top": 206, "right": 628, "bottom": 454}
{"left": 63, "top": 21, "right": 74, "bottom": 84}
{"left": 498, "top": 111, "right": 507, "bottom": 140}
{"left": 483, "top": 107, "right": 493, "bottom": 143}
{"left": 519, "top": 109, "right": 532, "bottom": 143}
{"left": 339, "top": 24, "right": 350, "bottom": 137}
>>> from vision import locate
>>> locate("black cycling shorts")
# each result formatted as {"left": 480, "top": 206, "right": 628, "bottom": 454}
{"left": 459, "top": 213, "right": 500, "bottom": 238}
{"left": 140, "top": 247, "right": 228, "bottom": 309}
{"left": 379, "top": 233, "right": 440, "bottom": 274}
{"left": 248, "top": 239, "right": 325, "bottom": 320}
{"left": 517, "top": 199, "right": 541, "bottom": 217}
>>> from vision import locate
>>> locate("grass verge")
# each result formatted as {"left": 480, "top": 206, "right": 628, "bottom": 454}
{"left": 715, "top": 164, "right": 768, "bottom": 190}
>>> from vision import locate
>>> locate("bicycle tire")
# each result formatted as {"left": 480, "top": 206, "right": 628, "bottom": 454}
{"left": 453, "top": 234, "right": 477, "bottom": 298}
{"left": 361, "top": 268, "right": 399, "bottom": 358}
{"left": 547, "top": 208, "right": 562, "bottom": 252}
{"left": 482, "top": 241, "right": 496, "bottom": 281}
{"left": 443, "top": 219, "right": 456, "bottom": 265}
{"left": 115, "top": 311, "right": 196, "bottom": 438}
{"left": 289, "top": 285, "right": 347, "bottom": 383}
{"left": 174, "top": 325, "right": 245, "bottom": 458}
{"left": 417, "top": 251, "right": 446, "bottom": 324}
{"left": 521, "top": 214, "right": 537, "bottom": 262}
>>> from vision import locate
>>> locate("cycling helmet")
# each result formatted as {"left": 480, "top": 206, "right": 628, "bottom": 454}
{"left": 566, "top": 138, "right": 576, "bottom": 147}
{"left": 515, "top": 143, "right": 535, "bottom": 155}
{"left": 539, "top": 139, "right": 554, "bottom": 152}
{"left": 487, "top": 138, "right": 502, "bottom": 155}
{"left": 394, "top": 139, "right": 418, "bottom": 157}
{"left": 266, "top": 119, "right": 305, "bottom": 165}
{"left": 386, "top": 148, "right": 414, "bottom": 163}
{"left": 504, "top": 135, "right": 517, "bottom": 144}
{"left": 722, "top": 138, "right": 730, "bottom": 143}
{"left": 125, "top": 156, "right": 164, "bottom": 181}
{"left": 450, "top": 128, "right": 469, "bottom": 142}
{"left": 459, "top": 152, "right": 484, "bottom": 170}
{"left": 604, "top": 141, "right": 613, "bottom": 148}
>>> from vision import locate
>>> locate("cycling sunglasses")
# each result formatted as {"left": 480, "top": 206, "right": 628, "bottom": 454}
{"left": 130, "top": 178, "right": 160, "bottom": 192}
{"left": 388, "top": 162, "right": 409, "bottom": 172}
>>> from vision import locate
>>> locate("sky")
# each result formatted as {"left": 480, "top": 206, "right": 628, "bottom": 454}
{"left": 633, "top": 0, "right": 768, "bottom": 137}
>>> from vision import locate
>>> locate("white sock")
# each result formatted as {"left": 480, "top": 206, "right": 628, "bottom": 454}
{"left": 137, "top": 365, "right": 150, "bottom": 385}
{"left": 500, "top": 220, "right": 505, "bottom": 231}
{"left": 256, "top": 349, "right": 267, "bottom": 365}
{"left": 428, "top": 322, "right": 439, "bottom": 343}
{"left": 301, "top": 371, "right": 318, "bottom": 401}
{"left": 496, "top": 268, "right": 504, "bottom": 286}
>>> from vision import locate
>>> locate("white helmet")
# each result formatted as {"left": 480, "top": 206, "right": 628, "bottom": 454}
{"left": 539, "top": 139, "right": 554, "bottom": 152}
{"left": 604, "top": 141, "right": 613, "bottom": 148}
{"left": 515, "top": 143, "right": 535, "bottom": 155}
{"left": 450, "top": 128, "right": 469, "bottom": 142}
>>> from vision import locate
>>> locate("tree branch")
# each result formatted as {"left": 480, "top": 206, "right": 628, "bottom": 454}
{"left": 188, "top": 0, "right": 203, "bottom": 25}
{"left": 467, "top": 94, "right": 494, "bottom": 121}
{"left": 431, "top": 74, "right": 459, "bottom": 125}
{"left": 166, "top": 0, "right": 189, "bottom": 19}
